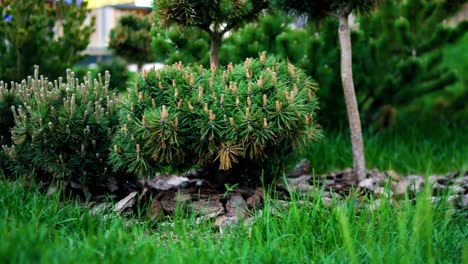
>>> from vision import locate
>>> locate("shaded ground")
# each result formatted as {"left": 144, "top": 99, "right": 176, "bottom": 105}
{"left": 82, "top": 160, "right": 467, "bottom": 230}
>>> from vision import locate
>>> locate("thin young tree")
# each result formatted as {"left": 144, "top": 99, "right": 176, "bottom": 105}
{"left": 272, "top": 0, "right": 380, "bottom": 182}
{"left": 153, "top": 0, "right": 268, "bottom": 68}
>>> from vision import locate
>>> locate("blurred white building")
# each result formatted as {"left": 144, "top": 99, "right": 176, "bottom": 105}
{"left": 84, "top": 0, "right": 152, "bottom": 62}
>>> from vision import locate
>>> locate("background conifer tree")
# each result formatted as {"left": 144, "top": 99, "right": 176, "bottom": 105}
{"left": 350, "top": 0, "right": 468, "bottom": 126}
{"left": 0, "top": 0, "right": 94, "bottom": 82}
{"left": 108, "top": 14, "right": 154, "bottom": 72}
{"left": 150, "top": 2, "right": 468, "bottom": 130}
{"left": 153, "top": 0, "right": 268, "bottom": 67}
{"left": 151, "top": 25, "right": 210, "bottom": 66}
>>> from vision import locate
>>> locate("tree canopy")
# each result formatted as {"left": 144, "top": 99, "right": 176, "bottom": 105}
{"left": 108, "top": 14, "right": 154, "bottom": 71}
{"left": 153, "top": 0, "right": 268, "bottom": 67}
{"left": 0, "top": 0, "right": 94, "bottom": 82}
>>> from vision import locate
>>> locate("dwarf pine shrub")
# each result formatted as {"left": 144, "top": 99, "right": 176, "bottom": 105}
{"left": 0, "top": 82, "right": 22, "bottom": 176}
{"left": 3, "top": 66, "right": 121, "bottom": 189}
{"left": 111, "top": 53, "right": 321, "bottom": 185}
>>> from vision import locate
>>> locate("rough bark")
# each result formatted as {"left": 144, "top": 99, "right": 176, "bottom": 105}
{"left": 210, "top": 33, "right": 221, "bottom": 68}
{"left": 338, "top": 14, "right": 366, "bottom": 183}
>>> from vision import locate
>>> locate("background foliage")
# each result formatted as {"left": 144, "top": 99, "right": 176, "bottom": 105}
{"left": 108, "top": 14, "right": 154, "bottom": 71}
{"left": 0, "top": 0, "right": 94, "bottom": 83}
{"left": 73, "top": 58, "right": 130, "bottom": 93}
{"left": 151, "top": 1, "right": 468, "bottom": 129}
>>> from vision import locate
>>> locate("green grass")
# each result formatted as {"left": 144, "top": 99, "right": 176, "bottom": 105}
{"left": 1, "top": 119, "right": 466, "bottom": 263}
{"left": 443, "top": 33, "right": 468, "bottom": 96}
{"left": 0, "top": 179, "right": 466, "bottom": 263}
{"left": 305, "top": 118, "right": 468, "bottom": 175}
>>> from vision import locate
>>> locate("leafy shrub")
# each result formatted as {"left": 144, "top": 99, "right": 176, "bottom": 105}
{"left": 4, "top": 66, "right": 122, "bottom": 190}
{"left": 110, "top": 53, "right": 321, "bottom": 185}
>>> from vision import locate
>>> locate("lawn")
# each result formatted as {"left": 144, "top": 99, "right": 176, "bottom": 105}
{"left": 305, "top": 118, "right": 468, "bottom": 175}
{"left": 1, "top": 121, "right": 466, "bottom": 263}
{"left": 0, "top": 177, "right": 466, "bottom": 263}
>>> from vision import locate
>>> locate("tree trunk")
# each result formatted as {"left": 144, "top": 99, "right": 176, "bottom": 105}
{"left": 210, "top": 34, "right": 221, "bottom": 68}
{"left": 16, "top": 48, "right": 22, "bottom": 80}
{"left": 137, "top": 62, "right": 143, "bottom": 73}
{"left": 338, "top": 14, "right": 366, "bottom": 183}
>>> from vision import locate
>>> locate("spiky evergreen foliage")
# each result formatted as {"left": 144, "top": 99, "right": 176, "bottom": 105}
{"left": 110, "top": 53, "right": 321, "bottom": 185}
{"left": 150, "top": 12, "right": 296, "bottom": 67}
{"left": 153, "top": 0, "right": 268, "bottom": 67}
{"left": 272, "top": 0, "right": 378, "bottom": 18}
{"left": 352, "top": 0, "right": 468, "bottom": 126}
{"left": 151, "top": 26, "right": 210, "bottom": 66}
{"left": 96, "top": 58, "right": 130, "bottom": 93}
{"left": 74, "top": 58, "right": 130, "bottom": 93}
{"left": 151, "top": 4, "right": 468, "bottom": 128}
{"left": 3, "top": 67, "right": 121, "bottom": 189}
{"left": 0, "top": 82, "right": 21, "bottom": 175}
{"left": 108, "top": 14, "right": 154, "bottom": 72}
{"left": 223, "top": 4, "right": 468, "bottom": 127}
{"left": 0, "top": 0, "right": 94, "bottom": 83}
{"left": 220, "top": 13, "right": 304, "bottom": 65}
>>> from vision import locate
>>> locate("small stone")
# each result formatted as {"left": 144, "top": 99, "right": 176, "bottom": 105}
{"left": 147, "top": 176, "right": 190, "bottom": 191}
{"left": 175, "top": 191, "right": 192, "bottom": 203}
{"left": 147, "top": 199, "right": 163, "bottom": 220}
{"left": 429, "top": 195, "right": 458, "bottom": 205}
{"left": 462, "top": 195, "right": 468, "bottom": 207}
{"left": 160, "top": 193, "right": 177, "bottom": 213}
{"left": 321, "top": 197, "right": 333, "bottom": 207}
{"left": 448, "top": 185, "right": 464, "bottom": 195}
{"left": 226, "top": 194, "right": 247, "bottom": 217}
{"left": 428, "top": 176, "right": 449, "bottom": 186}
{"left": 188, "top": 179, "right": 204, "bottom": 187}
{"left": 246, "top": 187, "right": 263, "bottom": 210}
{"left": 215, "top": 215, "right": 239, "bottom": 233}
{"left": 385, "top": 170, "right": 401, "bottom": 182}
{"left": 114, "top": 192, "right": 138, "bottom": 213}
{"left": 287, "top": 159, "right": 311, "bottom": 178}
{"left": 367, "top": 168, "right": 384, "bottom": 181}
{"left": 392, "top": 175, "right": 424, "bottom": 195}
{"left": 431, "top": 182, "right": 447, "bottom": 192}
{"left": 453, "top": 176, "right": 468, "bottom": 187}
{"left": 165, "top": 176, "right": 189, "bottom": 187}
{"left": 287, "top": 175, "right": 312, "bottom": 185}
{"left": 147, "top": 180, "right": 171, "bottom": 191}
{"left": 243, "top": 217, "right": 256, "bottom": 226}
{"left": 190, "top": 200, "right": 224, "bottom": 217}
{"left": 358, "top": 178, "right": 381, "bottom": 191}
{"left": 275, "top": 200, "right": 289, "bottom": 209}
{"left": 289, "top": 183, "right": 315, "bottom": 194}
{"left": 326, "top": 173, "right": 336, "bottom": 180}
{"left": 341, "top": 168, "right": 354, "bottom": 180}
